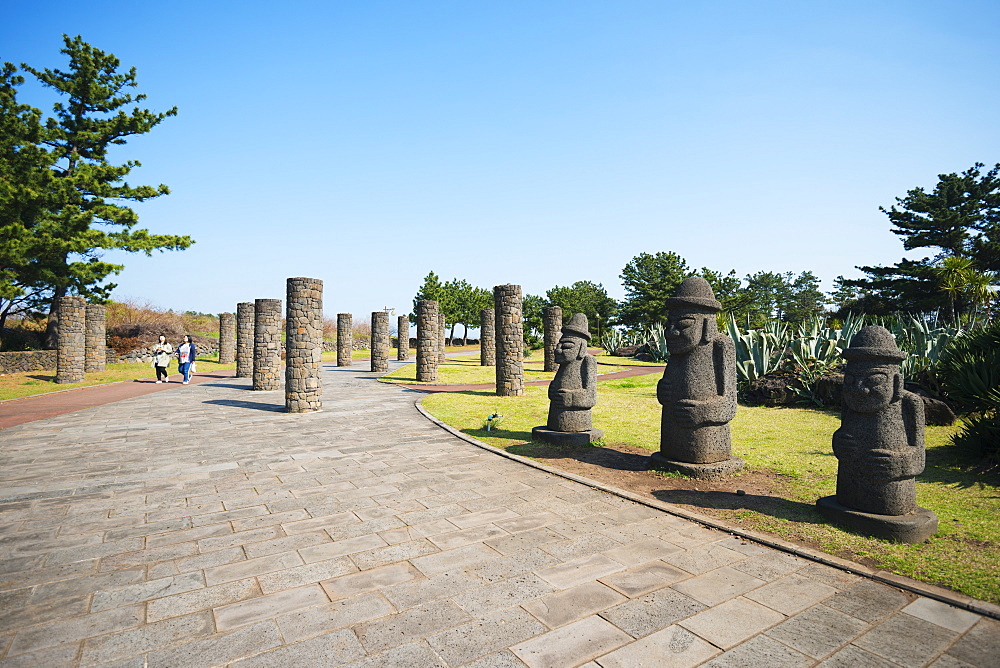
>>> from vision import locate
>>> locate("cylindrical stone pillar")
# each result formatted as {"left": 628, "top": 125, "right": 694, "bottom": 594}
{"left": 253, "top": 298, "right": 282, "bottom": 391}
{"left": 480, "top": 308, "right": 495, "bottom": 366}
{"left": 416, "top": 300, "right": 439, "bottom": 382}
{"left": 494, "top": 284, "right": 524, "bottom": 396}
{"left": 236, "top": 302, "right": 254, "bottom": 378}
{"left": 337, "top": 313, "right": 353, "bottom": 367}
{"left": 85, "top": 303, "right": 106, "bottom": 373}
{"left": 285, "top": 278, "right": 323, "bottom": 413}
{"left": 371, "top": 311, "right": 390, "bottom": 373}
{"left": 397, "top": 315, "right": 410, "bottom": 361}
{"left": 439, "top": 313, "right": 447, "bottom": 364}
{"left": 56, "top": 296, "right": 86, "bottom": 384}
{"left": 219, "top": 312, "right": 236, "bottom": 364}
{"left": 543, "top": 306, "right": 563, "bottom": 372}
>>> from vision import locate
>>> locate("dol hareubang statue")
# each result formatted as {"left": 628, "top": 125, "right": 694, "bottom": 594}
{"left": 817, "top": 326, "right": 938, "bottom": 542}
{"left": 649, "top": 277, "right": 743, "bottom": 479}
{"left": 532, "top": 313, "right": 604, "bottom": 446}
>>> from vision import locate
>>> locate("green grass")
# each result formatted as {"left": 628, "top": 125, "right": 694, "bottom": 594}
{"left": 422, "top": 370, "right": 1000, "bottom": 604}
{"left": 381, "top": 355, "right": 627, "bottom": 386}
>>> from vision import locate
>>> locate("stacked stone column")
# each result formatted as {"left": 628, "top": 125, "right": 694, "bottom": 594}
{"left": 235, "top": 302, "right": 254, "bottom": 378}
{"left": 494, "top": 284, "right": 524, "bottom": 396}
{"left": 480, "top": 308, "right": 495, "bottom": 366}
{"left": 371, "top": 311, "right": 390, "bottom": 373}
{"left": 439, "top": 313, "right": 447, "bottom": 364}
{"left": 416, "top": 300, "right": 439, "bottom": 382}
{"left": 285, "top": 278, "right": 323, "bottom": 413}
{"left": 337, "top": 313, "right": 353, "bottom": 367}
{"left": 543, "top": 306, "right": 563, "bottom": 372}
{"left": 56, "top": 296, "right": 86, "bottom": 384}
{"left": 85, "top": 303, "right": 106, "bottom": 373}
{"left": 397, "top": 315, "right": 410, "bottom": 361}
{"left": 253, "top": 298, "right": 282, "bottom": 391}
{"left": 219, "top": 312, "right": 236, "bottom": 365}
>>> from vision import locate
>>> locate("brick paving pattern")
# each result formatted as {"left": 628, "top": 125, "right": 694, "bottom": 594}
{"left": 0, "top": 361, "right": 995, "bottom": 667}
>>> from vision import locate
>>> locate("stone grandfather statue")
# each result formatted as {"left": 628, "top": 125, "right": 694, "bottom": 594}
{"left": 532, "top": 313, "right": 603, "bottom": 446}
{"left": 817, "top": 326, "right": 937, "bottom": 542}
{"left": 649, "top": 277, "right": 743, "bottom": 478}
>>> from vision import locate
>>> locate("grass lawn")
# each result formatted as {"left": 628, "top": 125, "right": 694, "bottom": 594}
{"left": 0, "top": 354, "right": 237, "bottom": 403}
{"left": 422, "top": 370, "right": 1000, "bottom": 604}
{"left": 381, "top": 354, "right": 627, "bottom": 385}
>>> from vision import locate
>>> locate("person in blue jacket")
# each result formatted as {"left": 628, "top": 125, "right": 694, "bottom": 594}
{"left": 176, "top": 334, "right": 197, "bottom": 385}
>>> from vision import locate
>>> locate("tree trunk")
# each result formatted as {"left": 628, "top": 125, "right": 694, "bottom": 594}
{"left": 462, "top": 323, "right": 468, "bottom": 346}
{"left": 44, "top": 285, "right": 67, "bottom": 349}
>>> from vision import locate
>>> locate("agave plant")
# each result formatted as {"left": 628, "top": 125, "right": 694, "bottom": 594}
{"left": 726, "top": 316, "right": 785, "bottom": 384}
{"left": 643, "top": 323, "right": 670, "bottom": 362}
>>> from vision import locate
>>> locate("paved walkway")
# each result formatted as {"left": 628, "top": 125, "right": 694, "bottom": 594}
{"left": 0, "top": 362, "right": 996, "bottom": 667}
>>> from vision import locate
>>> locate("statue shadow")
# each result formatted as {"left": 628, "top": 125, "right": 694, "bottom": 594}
{"left": 504, "top": 440, "right": 652, "bottom": 472}
{"left": 203, "top": 399, "right": 284, "bottom": 412}
{"left": 200, "top": 382, "right": 253, "bottom": 390}
{"left": 651, "top": 488, "right": 828, "bottom": 525}
{"left": 919, "top": 446, "right": 1000, "bottom": 491}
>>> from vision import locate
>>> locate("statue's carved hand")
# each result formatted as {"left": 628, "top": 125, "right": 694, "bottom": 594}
{"left": 832, "top": 431, "right": 857, "bottom": 458}
{"left": 867, "top": 448, "right": 909, "bottom": 480}
{"left": 673, "top": 399, "right": 707, "bottom": 427}
{"left": 656, "top": 378, "right": 670, "bottom": 403}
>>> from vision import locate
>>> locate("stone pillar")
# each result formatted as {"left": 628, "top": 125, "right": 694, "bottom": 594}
{"left": 543, "top": 306, "right": 563, "bottom": 372}
{"left": 84, "top": 303, "right": 106, "bottom": 373}
{"left": 416, "top": 300, "right": 439, "bottom": 382}
{"left": 253, "top": 298, "right": 282, "bottom": 391}
{"left": 56, "top": 296, "right": 86, "bottom": 384}
{"left": 494, "top": 284, "right": 524, "bottom": 396}
{"left": 439, "top": 313, "right": 447, "bottom": 364}
{"left": 236, "top": 302, "right": 254, "bottom": 378}
{"left": 480, "top": 308, "right": 495, "bottom": 366}
{"left": 285, "top": 278, "right": 323, "bottom": 413}
{"left": 371, "top": 311, "right": 390, "bottom": 373}
{"left": 219, "top": 312, "right": 236, "bottom": 364}
{"left": 397, "top": 315, "right": 410, "bottom": 361}
{"left": 337, "top": 313, "right": 353, "bottom": 367}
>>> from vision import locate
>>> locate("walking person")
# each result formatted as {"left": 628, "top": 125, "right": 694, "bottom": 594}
{"left": 152, "top": 334, "right": 173, "bottom": 383}
{"left": 176, "top": 334, "right": 197, "bottom": 385}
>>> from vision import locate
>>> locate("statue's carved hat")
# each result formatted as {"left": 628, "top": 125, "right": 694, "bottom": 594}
{"left": 561, "top": 313, "right": 592, "bottom": 342}
{"left": 666, "top": 277, "right": 722, "bottom": 312}
{"left": 842, "top": 325, "right": 906, "bottom": 363}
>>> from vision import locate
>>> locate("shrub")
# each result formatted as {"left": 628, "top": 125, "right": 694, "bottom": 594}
{"left": 938, "top": 320, "right": 1000, "bottom": 464}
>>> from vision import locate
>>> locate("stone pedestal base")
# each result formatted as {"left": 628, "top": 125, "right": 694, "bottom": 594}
{"left": 648, "top": 452, "right": 745, "bottom": 479}
{"left": 816, "top": 495, "right": 938, "bottom": 543}
{"left": 532, "top": 426, "right": 604, "bottom": 447}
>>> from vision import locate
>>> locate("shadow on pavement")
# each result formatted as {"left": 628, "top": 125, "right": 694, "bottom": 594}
{"left": 203, "top": 399, "right": 284, "bottom": 412}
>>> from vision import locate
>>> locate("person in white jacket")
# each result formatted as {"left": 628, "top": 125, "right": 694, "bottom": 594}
{"left": 152, "top": 335, "right": 173, "bottom": 383}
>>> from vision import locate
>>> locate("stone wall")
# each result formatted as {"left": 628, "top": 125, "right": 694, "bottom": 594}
{"left": 480, "top": 308, "right": 495, "bottom": 366}
{"left": 219, "top": 312, "right": 236, "bottom": 365}
{"left": 337, "top": 313, "right": 353, "bottom": 367}
{"left": 56, "top": 296, "right": 86, "bottom": 384}
{"left": 494, "top": 284, "right": 524, "bottom": 396}
{"left": 371, "top": 311, "right": 390, "bottom": 373}
{"left": 85, "top": 304, "right": 107, "bottom": 373}
{"left": 253, "top": 298, "right": 282, "bottom": 391}
{"left": 236, "top": 302, "right": 254, "bottom": 378}
{"left": 543, "top": 305, "right": 562, "bottom": 372}
{"left": 397, "top": 315, "right": 410, "bottom": 361}
{"left": 285, "top": 278, "right": 323, "bottom": 413}
{"left": 0, "top": 350, "right": 59, "bottom": 374}
{"left": 416, "top": 300, "right": 438, "bottom": 382}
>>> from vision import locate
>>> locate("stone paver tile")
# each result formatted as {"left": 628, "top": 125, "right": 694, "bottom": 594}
{"left": 823, "top": 580, "right": 911, "bottom": 623}
{"left": 453, "top": 573, "right": 556, "bottom": 617}
{"left": 339, "top": 640, "right": 447, "bottom": 668}
{"left": 704, "top": 634, "right": 812, "bottom": 667}
{"left": 189, "top": 506, "right": 269, "bottom": 527}
{"left": 0, "top": 640, "right": 82, "bottom": 667}
{"left": 523, "top": 582, "right": 626, "bottom": 629}
{"left": 494, "top": 511, "right": 561, "bottom": 534}
{"left": 461, "top": 649, "right": 529, "bottom": 668}
{"left": 91, "top": 571, "right": 206, "bottom": 611}
{"left": 196, "top": 525, "right": 284, "bottom": 552}
{"left": 377, "top": 527, "right": 412, "bottom": 545}
{"left": 79, "top": 611, "right": 213, "bottom": 665}
{"left": 602, "top": 537, "right": 682, "bottom": 567}
{"left": 0, "top": 595, "right": 88, "bottom": 634}
{"left": 729, "top": 551, "right": 805, "bottom": 582}
{"left": 383, "top": 570, "right": 483, "bottom": 610}
{"left": 466, "top": 547, "right": 561, "bottom": 584}
{"left": 450, "top": 507, "right": 521, "bottom": 529}
{"left": 407, "top": 518, "right": 463, "bottom": 539}
{"left": 485, "top": 528, "right": 565, "bottom": 556}
{"left": 43, "top": 537, "right": 146, "bottom": 565}
{"left": 243, "top": 531, "right": 330, "bottom": 558}
{"left": 511, "top": 615, "right": 632, "bottom": 668}
{"left": 7, "top": 605, "right": 143, "bottom": 657}
{"left": 25, "top": 568, "right": 146, "bottom": 606}
{"left": 146, "top": 620, "right": 282, "bottom": 668}
{"left": 396, "top": 503, "right": 467, "bottom": 527}
{"left": 671, "top": 566, "right": 765, "bottom": 607}
{"left": 350, "top": 538, "right": 438, "bottom": 570}
{"left": 661, "top": 542, "right": 745, "bottom": 575}
{"left": 257, "top": 556, "right": 357, "bottom": 593}
{"left": 595, "top": 624, "right": 720, "bottom": 668}
{"left": 797, "top": 562, "right": 861, "bottom": 590}
{"left": 600, "top": 560, "right": 689, "bottom": 598}
{"left": 173, "top": 546, "right": 244, "bottom": 573}
{"left": 536, "top": 554, "right": 625, "bottom": 590}
{"left": 321, "top": 561, "right": 423, "bottom": 601}
{"left": 230, "top": 628, "right": 366, "bottom": 667}
{"left": 428, "top": 607, "right": 547, "bottom": 666}
{"left": 853, "top": 612, "right": 958, "bottom": 667}
{"left": 599, "top": 588, "right": 706, "bottom": 639}
{"left": 944, "top": 617, "right": 1000, "bottom": 667}
{"left": 214, "top": 583, "right": 328, "bottom": 630}
{"left": 679, "top": 597, "right": 785, "bottom": 650}
{"left": 817, "top": 644, "right": 902, "bottom": 667}
{"left": 0, "top": 558, "right": 97, "bottom": 590}
{"left": 353, "top": 599, "right": 472, "bottom": 654}
{"left": 99, "top": 542, "right": 197, "bottom": 571}
{"left": 146, "top": 577, "right": 261, "bottom": 623}
{"left": 278, "top": 593, "right": 396, "bottom": 643}
{"left": 204, "top": 550, "right": 303, "bottom": 586}
{"left": 765, "top": 603, "right": 869, "bottom": 659}
{"left": 336, "top": 483, "right": 401, "bottom": 501}
{"left": 280, "top": 512, "right": 358, "bottom": 535}
{"left": 428, "top": 523, "right": 509, "bottom": 550}
{"left": 928, "top": 656, "right": 977, "bottom": 668}
{"left": 744, "top": 572, "right": 838, "bottom": 615}
{"left": 660, "top": 525, "right": 724, "bottom": 548}
{"left": 141, "top": 522, "right": 234, "bottom": 549}
{"left": 411, "top": 543, "right": 499, "bottom": 576}
{"left": 543, "top": 534, "right": 624, "bottom": 562}
{"left": 230, "top": 508, "right": 310, "bottom": 532}
{"left": 902, "top": 597, "right": 981, "bottom": 633}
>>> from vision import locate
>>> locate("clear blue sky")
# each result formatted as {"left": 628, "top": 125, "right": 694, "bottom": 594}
{"left": 4, "top": 1, "right": 999, "bottom": 321}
